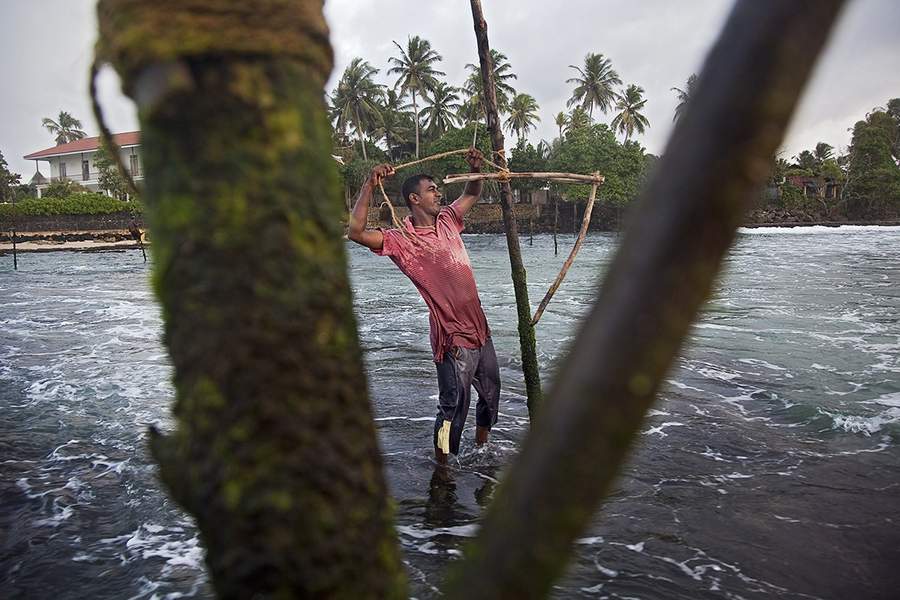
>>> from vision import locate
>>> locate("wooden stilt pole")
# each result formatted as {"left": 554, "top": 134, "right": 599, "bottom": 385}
{"left": 469, "top": 0, "right": 542, "bottom": 416}
{"left": 553, "top": 195, "right": 558, "bottom": 256}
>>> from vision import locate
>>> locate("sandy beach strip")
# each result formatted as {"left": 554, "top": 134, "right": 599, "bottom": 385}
{"left": 0, "top": 230, "right": 147, "bottom": 254}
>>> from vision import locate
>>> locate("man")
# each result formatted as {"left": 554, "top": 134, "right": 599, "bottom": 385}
{"left": 347, "top": 148, "right": 500, "bottom": 464}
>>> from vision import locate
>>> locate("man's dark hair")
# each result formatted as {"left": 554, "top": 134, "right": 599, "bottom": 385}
{"left": 401, "top": 174, "right": 435, "bottom": 209}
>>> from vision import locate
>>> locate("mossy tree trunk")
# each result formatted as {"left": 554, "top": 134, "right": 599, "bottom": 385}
{"left": 469, "top": 0, "right": 543, "bottom": 417}
{"left": 95, "top": 1, "right": 405, "bottom": 598}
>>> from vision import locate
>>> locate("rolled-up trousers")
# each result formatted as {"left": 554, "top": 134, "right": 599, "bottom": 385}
{"left": 433, "top": 337, "right": 500, "bottom": 455}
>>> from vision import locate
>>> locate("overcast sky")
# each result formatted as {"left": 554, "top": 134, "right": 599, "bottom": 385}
{"left": 2, "top": 0, "right": 898, "bottom": 179}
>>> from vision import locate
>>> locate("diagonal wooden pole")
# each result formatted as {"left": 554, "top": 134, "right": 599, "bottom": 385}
{"left": 447, "top": 1, "right": 846, "bottom": 597}
{"left": 531, "top": 178, "right": 599, "bottom": 326}
{"left": 469, "top": 0, "right": 543, "bottom": 417}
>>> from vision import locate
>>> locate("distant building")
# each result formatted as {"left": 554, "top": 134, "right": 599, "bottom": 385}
{"left": 786, "top": 175, "right": 842, "bottom": 200}
{"left": 23, "top": 132, "right": 141, "bottom": 198}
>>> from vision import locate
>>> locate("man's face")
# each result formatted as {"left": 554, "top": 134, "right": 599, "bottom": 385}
{"left": 413, "top": 179, "right": 443, "bottom": 216}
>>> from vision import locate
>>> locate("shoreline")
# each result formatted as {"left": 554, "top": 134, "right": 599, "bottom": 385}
{"left": 2, "top": 221, "right": 899, "bottom": 256}
{"left": 0, "top": 238, "right": 144, "bottom": 254}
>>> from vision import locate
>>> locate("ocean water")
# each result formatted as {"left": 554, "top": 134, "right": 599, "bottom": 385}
{"left": 1, "top": 227, "right": 898, "bottom": 599}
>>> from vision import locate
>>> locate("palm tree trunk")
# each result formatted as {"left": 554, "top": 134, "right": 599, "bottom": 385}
{"left": 468, "top": 0, "right": 543, "bottom": 417}
{"left": 412, "top": 91, "right": 420, "bottom": 159}
{"left": 96, "top": 1, "right": 404, "bottom": 597}
{"left": 355, "top": 107, "right": 368, "bottom": 161}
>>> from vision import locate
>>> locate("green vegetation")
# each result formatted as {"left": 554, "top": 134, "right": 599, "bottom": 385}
{"left": 765, "top": 97, "right": 900, "bottom": 221}
{"left": 0, "top": 192, "right": 139, "bottom": 218}
{"left": 94, "top": 144, "right": 132, "bottom": 200}
{"left": 550, "top": 122, "right": 648, "bottom": 205}
{"left": 330, "top": 42, "right": 657, "bottom": 209}
{"left": 842, "top": 103, "right": 900, "bottom": 218}
{"left": 0, "top": 151, "right": 21, "bottom": 202}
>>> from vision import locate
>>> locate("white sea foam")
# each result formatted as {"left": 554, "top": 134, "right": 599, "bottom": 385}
{"left": 642, "top": 422, "right": 686, "bottom": 437}
{"left": 699, "top": 447, "right": 730, "bottom": 462}
{"left": 863, "top": 391, "right": 900, "bottom": 408}
{"left": 396, "top": 523, "right": 480, "bottom": 540}
{"left": 829, "top": 408, "right": 900, "bottom": 436}
{"left": 737, "top": 358, "right": 787, "bottom": 372}
{"left": 121, "top": 526, "right": 206, "bottom": 572}
{"left": 738, "top": 225, "right": 900, "bottom": 235}
{"left": 694, "top": 366, "right": 741, "bottom": 383}
{"left": 694, "top": 323, "right": 748, "bottom": 333}
{"left": 626, "top": 541, "right": 645, "bottom": 553}
{"left": 576, "top": 536, "right": 604, "bottom": 545}
{"left": 666, "top": 379, "right": 707, "bottom": 393}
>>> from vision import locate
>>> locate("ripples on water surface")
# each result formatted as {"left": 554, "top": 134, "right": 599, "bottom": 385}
{"left": 2, "top": 227, "right": 899, "bottom": 599}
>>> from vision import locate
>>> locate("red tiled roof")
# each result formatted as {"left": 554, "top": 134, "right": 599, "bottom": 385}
{"left": 24, "top": 131, "right": 140, "bottom": 160}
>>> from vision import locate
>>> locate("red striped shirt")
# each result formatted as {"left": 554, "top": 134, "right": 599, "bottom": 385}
{"left": 373, "top": 203, "right": 489, "bottom": 362}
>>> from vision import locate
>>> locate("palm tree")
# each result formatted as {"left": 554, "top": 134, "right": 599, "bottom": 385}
{"left": 330, "top": 58, "right": 384, "bottom": 161}
{"left": 814, "top": 142, "right": 834, "bottom": 163}
{"left": 374, "top": 89, "right": 414, "bottom": 161}
{"left": 610, "top": 84, "right": 650, "bottom": 142}
{"left": 566, "top": 53, "right": 622, "bottom": 119}
{"left": 422, "top": 82, "right": 462, "bottom": 139}
{"left": 463, "top": 49, "right": 518, "bottom": 118}
{"left": 537, "top": 139, "right": 553, "bottom": 160}
{"left": 565, "top": 107, "right": 591, "bottom": 134}
{"left": 41, "top": 111, "right": 87, "bottom": 145}
{"left": 505, "top": 93, "right": 541, "bottom": 144}
{"left": 554, "top": 112, "right": 569, "bottom": 139}
{"left": 671, "top": 74, "right": 698, "bottom": 122}
{"left": 388, "top": 36, "right": 445, "bottom": 158}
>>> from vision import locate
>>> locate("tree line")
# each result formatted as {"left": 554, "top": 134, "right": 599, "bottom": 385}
{"left": 769, "top": 98, "right": 900, "bottom": 220}
{"left": 2, "top": 68, "right": 897, "bottom": 222}
{"left": 327, "top": 38, "right": 674, "bottom": 206}
{"left": 327, "top": 36, "right": 900, "bottom": 221}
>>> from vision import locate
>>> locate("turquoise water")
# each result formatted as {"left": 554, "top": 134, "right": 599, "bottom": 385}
{"left": 2, "top": 226, "right": 898, "bottom": 598}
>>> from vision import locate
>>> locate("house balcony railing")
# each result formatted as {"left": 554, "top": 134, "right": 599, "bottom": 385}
{"left": 47, "top": 171, "right": 144, "bottom": 185}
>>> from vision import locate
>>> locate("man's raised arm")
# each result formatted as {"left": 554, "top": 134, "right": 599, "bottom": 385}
{"left": 451, "top": 148, "right": 484, "bottom": 217}
{"left": 347, "top": 164, "right": 394, "bottom": 251}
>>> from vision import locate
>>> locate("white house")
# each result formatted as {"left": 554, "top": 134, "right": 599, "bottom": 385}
{"left": 23, "top": 131, "right": 142, "bottom": 198}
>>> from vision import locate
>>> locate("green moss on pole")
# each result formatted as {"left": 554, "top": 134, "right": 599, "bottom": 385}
{"left": 96, "top": 1, "right": 405, "bottom": 597}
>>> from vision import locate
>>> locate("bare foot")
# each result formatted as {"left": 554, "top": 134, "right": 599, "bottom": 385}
{"left": 475, "top": 426, "right": 490, "bottom": 445}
